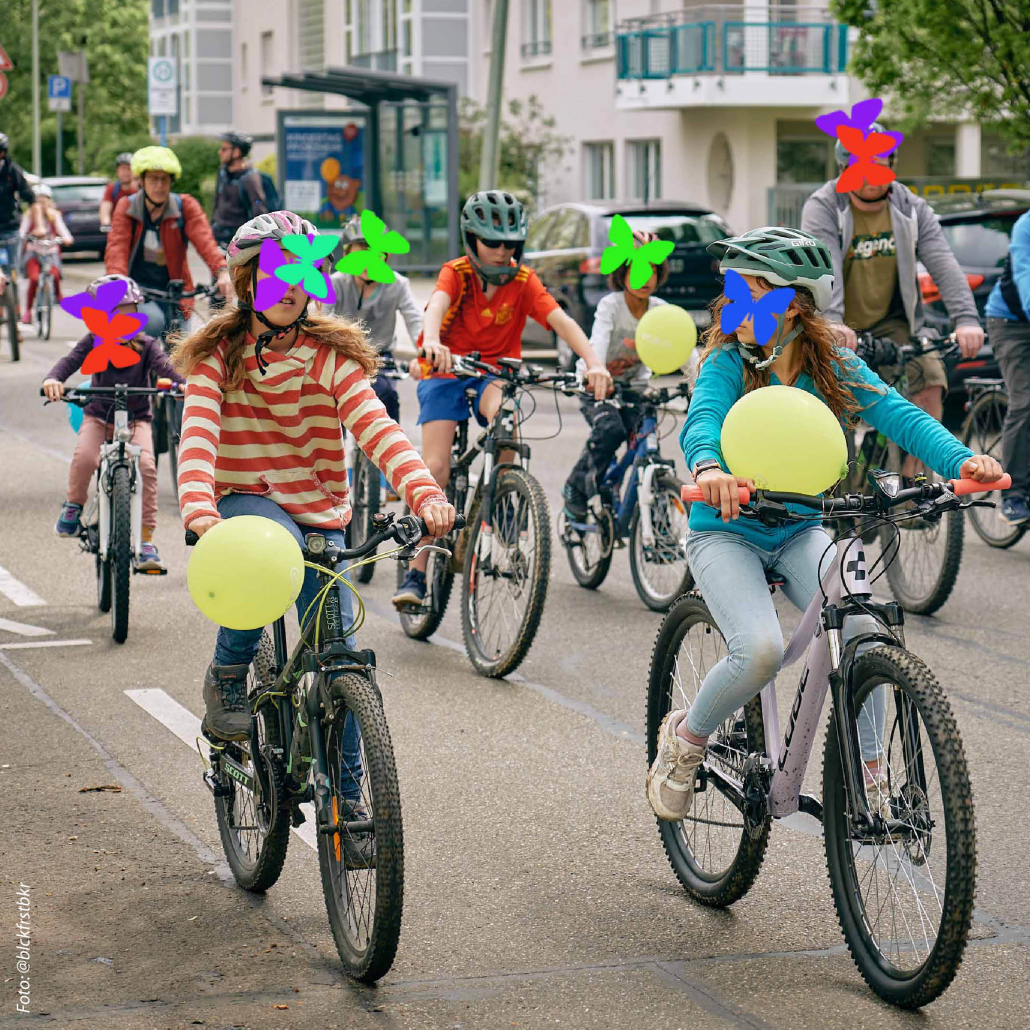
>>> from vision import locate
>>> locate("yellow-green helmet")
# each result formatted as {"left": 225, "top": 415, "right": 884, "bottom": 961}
{"left": 131, "top": 146, "right": 182, "bottom": 180}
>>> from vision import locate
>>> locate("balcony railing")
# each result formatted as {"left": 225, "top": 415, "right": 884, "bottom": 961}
{"left": 521, "top": 40, "right": 553, "bottom": 59}
{"left": 351, "top": 49, "right": 399, "bottom": 72}
{"left": 617, "top": 5, "right": 848, "bottom": 79}
{"left": 581, "top": 31, "right": 613, "bottom": 51}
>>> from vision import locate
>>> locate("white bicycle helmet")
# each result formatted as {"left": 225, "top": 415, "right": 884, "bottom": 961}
{"left": 33, "top": 184, "right": 52, "bottom": 199}
{"left": 226, "top": 211, "right": 319, "bottom": 270}
{"left": 88, "top": 273, "right": 144, "bottom": 306}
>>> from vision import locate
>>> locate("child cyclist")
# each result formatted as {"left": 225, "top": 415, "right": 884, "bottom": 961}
{"left": 42, "top": 273, "right": 182, "bottom": 571}
{"left": 391, "top": 189, "right": 611, "bottom": 607}
{"left": 174, "top": 211, "right": 455, "bottom": 748}
{"left": 645, "top": 227, "right": 1003, "bottom": 822}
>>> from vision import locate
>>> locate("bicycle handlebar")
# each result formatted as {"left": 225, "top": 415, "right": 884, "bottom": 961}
{"left": 41, "top": 383, "right": 184, "bottom": 406}
{"left": 140, "top": 281, "right": 220, "bottom": 303}
{"left": 854, "top": 331, "right": 962, "bottom": 368}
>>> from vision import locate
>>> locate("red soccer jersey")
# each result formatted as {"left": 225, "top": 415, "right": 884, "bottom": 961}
{"left": 432, "top": 257, "right": 558, "bottom": 363}
{"left": 103, "top": 180, "right": 138, "bottom": 205}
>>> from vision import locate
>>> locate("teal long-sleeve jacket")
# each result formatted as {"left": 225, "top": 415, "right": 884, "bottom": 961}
{"left": 680, "top": 344, "right": 973, "bottom": 548}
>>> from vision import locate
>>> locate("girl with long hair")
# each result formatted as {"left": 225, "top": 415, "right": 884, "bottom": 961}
{"left": 20, "top": 184, "right": 73, "bottom": 321}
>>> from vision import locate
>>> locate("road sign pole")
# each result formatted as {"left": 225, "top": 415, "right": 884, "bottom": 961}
{"left": 56, "top": 111, "right": 62, "bottom": 177}
{"left": 77, "top": 81, "right": 85, "bottom": 175}
{"left": 160, "top": 115, "right": 167, "bottom": 147}
{"left": 32, "top": 0, "right": 41, "bottom": 177}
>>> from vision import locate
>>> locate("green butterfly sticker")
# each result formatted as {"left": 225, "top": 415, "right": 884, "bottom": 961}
{"left": 600, "top": 214, "right": 674, "bottom": 290}
{"left": 334, "top": 209, "right": 411, "bottom": 284}
{"left": 275, "top": 233, "right": 339, "bottom": 301}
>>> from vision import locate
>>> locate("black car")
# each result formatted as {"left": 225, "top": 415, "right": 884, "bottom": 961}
{"left": 919, "top": 189, "right": 1030, "bottom": 423}
{"left": 44, "top": 176, "right": 109, "bottom": 258}
{"left": 521, "top": 200, "right": 733, "bottom": 369}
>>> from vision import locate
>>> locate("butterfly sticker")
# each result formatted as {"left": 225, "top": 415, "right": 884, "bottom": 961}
{"left": 256, "top": 232, "right": 339, "bottom": 311}
{"left": 61, "top": 279, "right": 131, "bottom": 319}
{"left": 334, "top": 210, "right": 411, "bottom": 285}
{"left": 815, "top": 98, "right": 904, "bottom": 164}
{"left": 834, "top": 126, "right": 898, "bottom": 193}
{"left": 79, "top": 307, "right": 147, "bottom": 374}
{"left": 720, "top": 268, "right": 795, "bottom": 346}
{"left": 599, "top": 214, "right": 674, "bottom": 290}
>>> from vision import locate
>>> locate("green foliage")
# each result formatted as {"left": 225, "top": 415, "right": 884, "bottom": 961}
{"left": 833, "top": 0, "right": 1030, "bottom": 153}
{"left": 169, "top": 136, "right": 221, "bottom": 214}
{"left": 458, "top": 95, "right": 571, "bottom": 210}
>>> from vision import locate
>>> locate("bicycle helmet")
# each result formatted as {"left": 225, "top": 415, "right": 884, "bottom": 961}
{"left": 115, "top": 152, "right": 133, "bottom": 168}
{"left": 460, "top": 190, "right": 528, "bottom": 286}
{"left": 219, "top": 131, "right": 253, "bottom": 157}
{"left": 88, "top": 273, "right": 145, "bottom": 306}
{"left": 33, "top": 184, "right": 52, "bottom": 200}
{"left": 131, "top": 146, "right": 182, "bottom": 180}
{"left": 341, "top": 214, "right": 366, "bottom": 246}
{"left": 835, "top": 120, "right": 901, "bottom": 169}
{"left": 0, "top": 133, "right": 8, "bottom": 152}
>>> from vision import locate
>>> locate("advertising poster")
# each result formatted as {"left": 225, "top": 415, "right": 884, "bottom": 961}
{"left": 279, "top": 113, "right": 367, "bottom": 231}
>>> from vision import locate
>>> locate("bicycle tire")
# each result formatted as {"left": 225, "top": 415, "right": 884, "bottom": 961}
{"left": 38, "top": 276, "right": 52, "bottom": 340}
{"left": 823, "top": 645, "right": 975, "bottom": 1008}
{"left": 1, "top": 284, "right": 18, "bottom": 362}
{"left": 629, "top": 473, "right": 693, "bottom": 611}
{"left": 95, "top": 533, "right": 112, "bottom": 613}
{"left": 347, "top": 450, "right": 380, "bottom": 585}
{"left": 562, "top": 505, "right": 613, "bottom": 590}
{"left": 646, "top": 592, "right": 770, "bottom": 907}
{"left": 318, "top": 671, "right": 403, "bottom": 983}
{"left": 881, "top": 442, "right": 963, "bottom": 615}
{"left": 110, "top": 465, "right": 132, "bottom": 644}
{"left": 961, "top": 390, "right": 1026, "bottom": 549}
{"left": 165, "top": 396, "right": 180, "bottom": 493}
{"left": 461, "top": 467, "right": 551, "bottom": 678}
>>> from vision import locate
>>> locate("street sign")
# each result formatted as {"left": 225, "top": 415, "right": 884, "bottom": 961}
{"left": 57, "top": 50, "right": 89, "bottom": 84}
{"left": 48, "top": 75, "right": 72, "bottom": 113}
{"left": 0, "top": 42, "right": 13, "bottom": 72}
{"left": 148, "top": 57, "right": 178, "bottom": 117}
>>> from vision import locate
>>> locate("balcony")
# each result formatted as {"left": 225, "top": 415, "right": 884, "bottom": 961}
{"left": 616, "top": 4, "right": 850, "bottom": 110}
{"left": 351, "top": 50, "right": 399, "bottom": 72}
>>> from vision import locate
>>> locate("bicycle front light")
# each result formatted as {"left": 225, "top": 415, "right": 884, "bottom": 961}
{"left": 869, "top": 469, "right": 902, "bottom": 498}
{"left": 306, "top": 533, "right": 326, "bottom": 555}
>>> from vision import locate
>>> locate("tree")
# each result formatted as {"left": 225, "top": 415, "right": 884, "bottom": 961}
{"left": 833, "top": 0, "right": 1030, "bottom": 153}
{"left": 458, "top": 95, "right": 571, "bottom": 208}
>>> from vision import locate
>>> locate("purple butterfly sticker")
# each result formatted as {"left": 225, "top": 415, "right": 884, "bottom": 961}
{"left": 61, "top": 278, "right": 129, "bottom": 320}
{"left": 254, "top": 234, "right": 337, "bottom": 312}
{"left": 815, "top": 98, "right": 903, "bottom": 165}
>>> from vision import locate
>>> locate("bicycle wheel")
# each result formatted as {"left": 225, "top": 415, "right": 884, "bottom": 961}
{"left": 823, "top": 645, "right": 975, "bottom": 1008}
{"left": 37, "top": 276, "right": 52, "bottom": 340}
{"left": 110, "top": 466, "right": 132, "bottom": 644}
{"left": 1, "top": 283, "right": 18, "bottom": 362}
{"left": 560, "top": 504, "right": 613, "bottom": 590}
{"left": 93, "top": 524, "right": 112, "bottom": 613}
{"left": 881, "top": 442, "right": 963, "bottom": 615}
{"left": 629, "top": 474, "right": 693, "bottom": 611}
{"left": 461, "top": 467, "right": 551, "bottom": 678}
{"left": 165, "top": 395, "right": 180, "bottom": 493}
{"left": 347, "top": 450, "right": 380, "bottom": 585}
{"left": 645, "top": 592, "right": 770, "bottom": 907}
{"left": 214, "top": 634, "right": 291, "bottom": 892}
{"left": 961, "top": 389, "right": 1025, "bottom": 548}
{"left": 319, "top": 671, "right": 403, "bottom": 983}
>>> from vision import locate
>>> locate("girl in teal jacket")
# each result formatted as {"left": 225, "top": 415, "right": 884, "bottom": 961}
{"left": 646, "top": 227, "right": 1003, "bottom": 824}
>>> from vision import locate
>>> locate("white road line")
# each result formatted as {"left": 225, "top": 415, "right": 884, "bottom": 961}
{"left": 125, "top": 687, "right": 317, "bottom": 851}
{"left": 0, "top": 638, "right": 91, "bottom": 650}
{"left": 0, "top": 617, "right": 55, "bottom": 637}
{"left": 0, "top": 565, "right": 47, "bottom": 607}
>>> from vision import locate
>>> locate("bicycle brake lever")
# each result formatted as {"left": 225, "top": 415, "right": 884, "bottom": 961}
{"left": 411, "top": 544, "right": 452, "bottom": 561}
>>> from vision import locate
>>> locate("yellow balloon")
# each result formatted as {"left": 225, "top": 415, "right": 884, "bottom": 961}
{"left": 187, "top": 516, "right": 305, "bottom": 631}
{"left": 720, "top": 386, "right": 848, "bottom": 494}
{"left": 635, "top": 305, "right": 698, "bottom": 375}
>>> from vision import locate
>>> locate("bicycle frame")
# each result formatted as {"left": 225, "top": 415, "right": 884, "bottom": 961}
{"left": 93, "top": 407, "right": 144, "bottom": 565}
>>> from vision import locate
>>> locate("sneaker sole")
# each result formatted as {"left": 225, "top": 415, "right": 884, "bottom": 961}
{"left": 646, "top": 710, "right": 697, "bottom": 822}
{"left": 200, "top": 715, "right": 250, "bottom": 743}
{"left": 999, "top": 513, "right": 1030, "bottom": 526}
{"left": 391, "top": 592, "right": 426, "bottom": 609}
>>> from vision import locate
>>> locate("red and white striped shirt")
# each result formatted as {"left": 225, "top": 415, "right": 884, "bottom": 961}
{"left": 178, "top": 333, "right": 446, "bottom": 529}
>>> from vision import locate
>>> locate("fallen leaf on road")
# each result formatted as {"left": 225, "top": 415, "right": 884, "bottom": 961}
{"left": 274, "top": 1004, "right": 288, "bottom": 1010}
{"left": 79, "top": 784, "right": 123, "bottom": 793}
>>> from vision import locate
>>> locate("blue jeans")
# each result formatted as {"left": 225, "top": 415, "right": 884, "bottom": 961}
{"left": 685, "top": 527, "right": 886, "bottom": 761}
{"left": 210, "top": 494, "right": 362, "bottom": 798}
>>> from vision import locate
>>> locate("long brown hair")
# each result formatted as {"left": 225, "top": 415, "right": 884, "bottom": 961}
{"left": 172, "top": 260, "right": 379, "bottom": 388}
{"left": 699, "top": 278, "right": 871, "bottom": 425}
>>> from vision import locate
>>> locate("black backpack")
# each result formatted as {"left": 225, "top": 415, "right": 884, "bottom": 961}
{"left": 242, "top": 169, "right": 280, "bottom": 216}
{"left": 998, "top": 253, "right": 1028, "bottom": 322}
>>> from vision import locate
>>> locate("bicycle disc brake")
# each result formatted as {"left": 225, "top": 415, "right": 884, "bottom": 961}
{"left": 741, "top": 753, "right": 772, "bottom": 841}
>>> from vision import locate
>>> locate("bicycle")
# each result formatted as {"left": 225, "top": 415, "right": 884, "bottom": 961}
{"left": 26, "top": 236, "right": 60, "bottom": 341}
{"left": 0, "top": 230, "right": 20, "bottom": 361}
{"left": 43, "top": 381, "right": 182, "bottom": 643}
{"left": 843, "top": 331, "right": 964, "bottom": 615}
{"left": 960, "top": 376, "right": 1025, "bottom": 548}
{"left": 140, "top": 280, "right": 220, "bottom": 493}
{"left": 558, "top": 379, "right": 694, "bottom": 612}
{"left": 395, "top": 353, "right": 561, "bottom": 678}
{"left": 647, "top": 470, "right": 1009, "bottom": 1007}
{"left": 187, "top": 509, "right": 465, "bottom": 982}
{"left": 345, "top": 355, "right": 409, "bottom": 585}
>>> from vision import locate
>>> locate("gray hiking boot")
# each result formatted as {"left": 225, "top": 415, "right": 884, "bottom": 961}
{"left": 201, "top": 663, "right": 251, "bottom": 742}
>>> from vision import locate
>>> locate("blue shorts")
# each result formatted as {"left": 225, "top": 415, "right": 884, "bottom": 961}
{"left": 416, "top": 375, "right": 496, "bottom": 426}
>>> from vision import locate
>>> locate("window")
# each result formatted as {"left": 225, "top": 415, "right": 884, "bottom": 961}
{"left": 525, "top": 209, "right": 559, "bottom": 252}
{"left": 939, "top": 215, "right": 1022, "bottom": 270}
{"left": 585, "top": 142, "right": 615, "bottom": 200}
{"left": 158, "top": 37, "right": 166, "bottom": 56}
{"left": 522, "top": 0, "right": 552, "bottom": 59}
{"left": 627, "top": 139, "right": 661, "bottom": 202}
{"left": 582, "top": 0, "right": 611, "bottom": 50}
{"left": 402, "top": 20, "right": 412, "bottom": 57}
{"left": 183, "top": 30, "right": 190, "bottom": 58}
{"left": 260, "top": 31, "right": 274, "bottom": 95}
{"left": 241, "top": 42, "right": 248, "bottom": 89}
{"left": 603, "top": 211, "right": 733, "bottom": 245}
{"left": 926, "top": 139, "right": 956, "bottom": 178}
{"left": 549, "top": 208, "right": 590, "bottom": 250}
{"left": 50, "top": 184, "right": 106, "bottom": 204}
{"left": 776, "top": 138, "right": 832, "bottom": 184}
{"left": 383, "top": 0, "right": 398, "bottom": 51}
{"left": 981, "top": 133, "right": 1030, "bottom": 177}
{"left": 347, "top": 0, "right": 373, "bottom": 61}
{"left": 152, "top": 0, "right": 165, "bottom": 17}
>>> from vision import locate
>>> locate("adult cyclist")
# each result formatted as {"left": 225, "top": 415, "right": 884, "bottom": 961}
{"left": 211, "top": 132, "right": 268, "bottom": 249}
{"left": 0, "top": 132, "right": 37, "bottom": 321}
{"left": 801, "top": 124, "right": 984, "bottom": 440}
{"left": 99, "top": 152, "right": 138, "bottom": 231}
{"left": 105, "top": 146, "right": 231, "bottom": 338}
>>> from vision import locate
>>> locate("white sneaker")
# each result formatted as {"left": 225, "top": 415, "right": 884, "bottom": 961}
{"left": 646, "top": 709, "right": 707, "bottom": 822}
{"left": 865, "top": 770, "right": 892, "bottom": 821}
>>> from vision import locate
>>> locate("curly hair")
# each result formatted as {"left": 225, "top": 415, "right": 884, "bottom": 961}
{"left": 698, "top": 278, "right": 873, "bottom": 425}
{"left": 172, "top": 260, "right": 379, "bottom": 388}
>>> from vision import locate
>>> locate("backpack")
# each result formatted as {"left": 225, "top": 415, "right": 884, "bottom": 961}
{"left": 241, "top": 169, "right": 280, "bottom": 217}
{"left": 998, "top": 253, "right": 1028, "bottom": 323}
{"left": 111, "top": 180, "right": 122, "bottom": 204}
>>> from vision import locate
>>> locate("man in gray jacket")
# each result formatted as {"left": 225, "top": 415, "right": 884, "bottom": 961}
{"left": 801, "top": 127, "right": 983, "bottom": 430}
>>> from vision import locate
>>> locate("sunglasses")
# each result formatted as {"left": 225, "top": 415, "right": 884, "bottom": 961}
{"left": 478, "top": 238, "right": 516, "bottom": 250}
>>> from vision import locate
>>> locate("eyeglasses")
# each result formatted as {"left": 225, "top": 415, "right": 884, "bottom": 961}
{"left": 478, "top": 238, "right": 516, "bottom": 250}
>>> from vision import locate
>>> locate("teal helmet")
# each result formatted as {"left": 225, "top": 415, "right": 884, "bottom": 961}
{"left": 707, "top": 226, "right": 835, "bottom": 312}
{"left": 460, "top": 190, "right": 528, "bottom": 286}
{"left": 835, "top": 120, "right": 899, "bottom": 169}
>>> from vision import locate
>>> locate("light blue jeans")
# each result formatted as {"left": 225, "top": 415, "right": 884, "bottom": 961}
{"left": 685, "top": 527, "right": 886, "bottom": 760}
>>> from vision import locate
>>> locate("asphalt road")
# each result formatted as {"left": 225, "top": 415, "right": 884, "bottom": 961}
{"left": 1, "top": 256, "right": 1029, "bottom": 1029}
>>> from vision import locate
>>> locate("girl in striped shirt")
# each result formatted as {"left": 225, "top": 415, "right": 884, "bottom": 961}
{"left": 174, "top": 211, "right": 455, "bottom": 750}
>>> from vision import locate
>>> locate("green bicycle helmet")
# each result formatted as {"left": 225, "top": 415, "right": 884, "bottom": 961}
{"left": 460, "top": 190, "right": 528, "bottom": 286}
{"left": 707, "top": 226, "right": 835, "bottom": 313}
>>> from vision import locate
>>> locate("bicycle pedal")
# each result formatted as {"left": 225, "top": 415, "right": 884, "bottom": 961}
{"left": 291, "top": 803, "right": 307, "bottom": 828}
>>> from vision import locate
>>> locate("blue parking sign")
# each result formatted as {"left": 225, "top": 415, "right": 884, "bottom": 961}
{"left": 48, "top": 75, "right": 72, "bottom": 112}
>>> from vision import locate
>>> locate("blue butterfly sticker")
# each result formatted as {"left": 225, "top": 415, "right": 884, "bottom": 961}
{"left": 720, "top": 269, "right": 795, "bottom": 346}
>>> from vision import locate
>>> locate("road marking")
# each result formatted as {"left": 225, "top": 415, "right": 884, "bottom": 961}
{"left": 0, "top": 565, "right": 47, "bottom": 607}
{"left": 0, "top": 617, "right": 55, "bottom": 637}
{"left": 125, "top": 687, "right": 317, "bottom": 850}
{"left": 0, "top": 638, "right": 91, "bottom": 650}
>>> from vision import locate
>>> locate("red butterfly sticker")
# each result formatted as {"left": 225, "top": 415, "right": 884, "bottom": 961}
{"left": 835, "top": 126, "right": 898, "bottom": 194}
{"left": 79, "top": 307, "right": 147, "bottom": 374}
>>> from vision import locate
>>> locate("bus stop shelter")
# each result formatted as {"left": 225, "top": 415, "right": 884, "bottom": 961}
{"left": 261, "top": 66, "right": 460, "bottom": 274}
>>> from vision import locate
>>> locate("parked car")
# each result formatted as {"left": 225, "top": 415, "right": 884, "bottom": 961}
{"left": 43, "top": 176, "right": 109, "bottom": 258}
{"left": 521, "top": 200, "right": 733, "bottom": 369}
{"left": 919, "top": 189, "right": 1030, "bottom": 425}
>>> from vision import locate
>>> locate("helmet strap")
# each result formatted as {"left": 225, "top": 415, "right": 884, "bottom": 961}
{"left": 238, "top": 263, "right": 312, "bottom": 375}
{"left": 738, "top": 319, "right": 802, "bottom": 371}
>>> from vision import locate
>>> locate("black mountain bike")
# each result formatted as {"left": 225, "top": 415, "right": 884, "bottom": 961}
{"left": 396, "top": 353, "right": 562, "bottom": 677}
{"left": 0, "top": 231, "right": 20, "bottom": 362}
{"left": 189, "top": 510, "right": 464, "bottom": 983}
